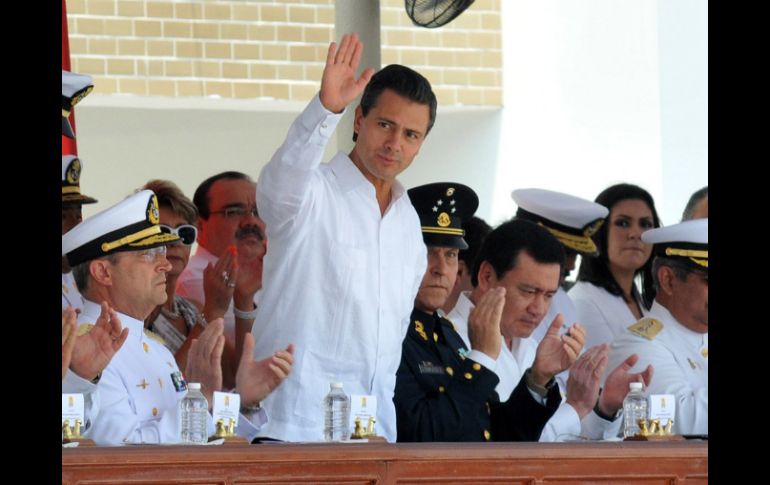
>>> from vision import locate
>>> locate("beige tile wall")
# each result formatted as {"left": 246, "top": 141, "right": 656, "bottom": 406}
{"left": 66, "top": 0, "right": 502, "bottom": 106}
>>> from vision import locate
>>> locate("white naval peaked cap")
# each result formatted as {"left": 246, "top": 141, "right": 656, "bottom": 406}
{"left": 62, "top": 70, "right": 94, "bottom": 138}
{"left": 642, "top": 218, "right": 708, "bottom": 270}
{"left": 512, "top": 188, "right": 609, "bottom": 256}
{"left": 62, "top": 190, "right": 180, "bottom": 267}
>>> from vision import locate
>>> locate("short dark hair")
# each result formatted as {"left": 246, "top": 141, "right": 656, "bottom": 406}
{"left": 651, "top": 256, "right": 691, "bottom": 290}
{"left": 71, "top": 254, "right": 119, "bottom": 293}
{"left": 576, "top": 183, "right": 661, "bottom": 309}
{"left": 353, "top": 64, "right": 437, "bottom": 142}
{"left": 459, "top": 216, "right": 492, "bottom": 268}
{"left": 142, "top": 179, "right": 198, "bottom": 224}
{"left": 471, "top": 218, "right": 565, "bottom": 287}
{"left": 192, "top": 171, "right": 253, "bottom": 219}
{"left": 682, "top": 186, "right": 708, "bottom": 221}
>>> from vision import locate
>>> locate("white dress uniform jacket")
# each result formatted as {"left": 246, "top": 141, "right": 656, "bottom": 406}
{"left": 78, "top": 300, "right": 266, "bottom": 445}
{"left": 569, "top": 281, "right": 649, "bottom": 349}
{"left": 608, "top": 300, "right": 708, "bottom": 435}
{"left": 252, "top": 95, "right": 426, "bottom": 442}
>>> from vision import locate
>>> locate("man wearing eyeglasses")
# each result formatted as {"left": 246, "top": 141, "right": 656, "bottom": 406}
{"left": 250, "top": 33, "right": 432, "bottom": 442}
{"left": 177, "top": 171, "right": 267, "bottom": 372}
{"left": 62, "top": 190, "right": 293, "bottom": 445}
{"left": 607, "top": 219, "right": 708, "bottom": 436}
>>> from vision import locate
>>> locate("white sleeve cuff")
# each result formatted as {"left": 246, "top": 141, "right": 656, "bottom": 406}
{"left": 235, "top": 407, "right": 269, "bottom": 443}
{"left": 467, "top": 350, "right": 497, "bottom": 374}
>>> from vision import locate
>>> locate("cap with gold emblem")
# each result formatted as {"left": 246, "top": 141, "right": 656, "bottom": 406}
{"left": 62, "top": 155, "right": 98, "bottom": 206}
{"left": 512, "top": 188, "right": 608, "bottom": 256}
{"left": 408, "top": 182, "right": 479, "bottom": 250}
{"left": 642, "top": 218, "right": 708, "bottom": 272}
{"left": 62, "top": 190, "right": 180, "bottom": 267}
{"left": 62, "top": 70, "right": 94, "bottom": 139}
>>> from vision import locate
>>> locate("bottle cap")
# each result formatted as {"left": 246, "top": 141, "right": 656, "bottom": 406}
{"left": 188, "top": 382, "right": 201, "bottom": 390}
{"left": 629, "top": 382, "right": 643, "bottom": 391}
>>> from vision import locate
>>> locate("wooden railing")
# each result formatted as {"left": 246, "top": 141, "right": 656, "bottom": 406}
{"left": 62, "top": 440, "right": 708, "bottom": 484}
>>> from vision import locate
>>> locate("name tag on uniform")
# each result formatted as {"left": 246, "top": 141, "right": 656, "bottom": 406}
{"left": 649, "top": 394, "right": 676, "bottom": 426}
{"left": 170, "top": 371, "right": 187, "bottom": 392}
{"left": 418, "top": 361, "right": 445, "bottom": 375}
{"left": 213, "top": 391, "right": 240, "bottom": 427}
{"left": 62, "top": 393, "right": 84, "bottom": 428}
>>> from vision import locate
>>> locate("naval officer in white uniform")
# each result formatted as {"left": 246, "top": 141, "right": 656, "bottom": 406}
{"left": 63, "top": 190, "right": 294, "bottom": 445}
{"left": 607, "top": 219, "right": 708, "bottom": 435}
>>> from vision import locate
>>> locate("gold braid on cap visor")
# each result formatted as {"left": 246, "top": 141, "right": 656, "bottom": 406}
{"left": 665, "top": 247, "right": 708, "bottom": 268}
{"left": 100, "top": 226, "right": 164, "bottom": 252}
{"left": 544, "top": 226, "right": 598, "bottom": 254}
{"left": 422, "top": 226, "right": 465, "bottom": 236}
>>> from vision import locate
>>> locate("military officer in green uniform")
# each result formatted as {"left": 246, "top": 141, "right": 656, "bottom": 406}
{"left": 394, "top": 182, "right": 579, "bottom": 442}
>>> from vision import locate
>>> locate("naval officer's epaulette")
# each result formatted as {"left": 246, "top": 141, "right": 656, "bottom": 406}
{"left": 627, "top": 317, "right": 664, "bottom": 340}
{"left": 144, "top": 328, "right": 167, "bottom": 346}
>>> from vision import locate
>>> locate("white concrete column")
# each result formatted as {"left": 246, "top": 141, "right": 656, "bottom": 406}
{"left": 335, "top": 0, "right": 381, "bottom": 153}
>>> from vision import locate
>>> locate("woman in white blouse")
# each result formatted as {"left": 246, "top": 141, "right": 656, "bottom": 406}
{"left": 569, "top": 183, "right": 661, "bottom": 349}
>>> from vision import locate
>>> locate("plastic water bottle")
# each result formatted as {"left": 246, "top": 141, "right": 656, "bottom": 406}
{"left": 622, "top": 382, "right": 648, "bottom": 438}
{"left": 323, "top": 382, "right": 350, "bottom": 441}
{"left": 180, "top": 382, "right": 209, "bottom": 444}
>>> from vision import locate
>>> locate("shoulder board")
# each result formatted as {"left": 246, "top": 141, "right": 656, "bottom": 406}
{"left": 144, "top": 328, "right": 167, "bottom": 346}
{"left": 627, "top": 318, "right": 664, "bottom": 340}
{"left": 76, "top": 323, "right": 94, "bottom": 337}
{"left": 413, "top": 320, "right": 429, "bottom": 341}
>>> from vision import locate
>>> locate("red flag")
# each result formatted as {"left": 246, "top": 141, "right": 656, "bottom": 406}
{"left": 62, "top": 0, "right": 77, "bottom": 155}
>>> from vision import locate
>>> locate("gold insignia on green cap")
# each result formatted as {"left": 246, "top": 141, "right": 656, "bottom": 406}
{"left": 437, "top": 212, "right": 451, "bottom": 227}
{"left": 628, "top": 318, "right": 664, "bottom": 340}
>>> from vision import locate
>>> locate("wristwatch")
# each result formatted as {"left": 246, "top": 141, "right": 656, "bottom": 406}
{"left": 524, "top": 368, "right": 556, "bottom": 398}
{"left": 240, "top": 401, "right": 262, "bottom": 415}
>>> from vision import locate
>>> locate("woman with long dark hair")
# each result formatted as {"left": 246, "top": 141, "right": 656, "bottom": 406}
{"left": 568, "top": 183, "right": 661, "bottom": 349}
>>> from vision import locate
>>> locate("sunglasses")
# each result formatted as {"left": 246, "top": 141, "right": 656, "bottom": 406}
{"left": 159, "top": 224, "right": 197, "bottom": 245}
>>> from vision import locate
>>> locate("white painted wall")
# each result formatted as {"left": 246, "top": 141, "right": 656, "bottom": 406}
{"left": 75, "top": 97, "right": 501, "bottom": 220}
{"left": 496, "top": 0, "right": 707, "bottom": 226}
{"left": 76, "top": 0, "right": 706, "bottom": 229}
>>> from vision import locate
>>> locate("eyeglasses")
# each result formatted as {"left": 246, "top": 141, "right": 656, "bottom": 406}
{"left": 136, "top": 245, "right": 167, "bottom": 263}
{"left": 210, "top": 206, "right": 260, "bottom": 219}
{"left": 159, "top": 224, "right": 197, "bottom": 245}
